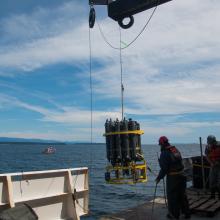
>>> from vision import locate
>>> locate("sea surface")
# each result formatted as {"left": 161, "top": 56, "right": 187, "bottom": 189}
{"left": 0, "top": 143, "right": 203, "bottom": 219}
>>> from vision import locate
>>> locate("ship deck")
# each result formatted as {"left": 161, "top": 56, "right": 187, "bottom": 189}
{"left": 100, "top": 188, "right": 220, "bottom": 220}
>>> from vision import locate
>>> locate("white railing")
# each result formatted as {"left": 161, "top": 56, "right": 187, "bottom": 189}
{"left": 0, "top": 168, "right": 89, "bottom": 220}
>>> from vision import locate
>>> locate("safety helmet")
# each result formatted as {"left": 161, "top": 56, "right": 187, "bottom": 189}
{"left": 207, "top": 135, "right": 217, "bottom": 145}
{"left": 158, "top": 136, "right": 169, "bottom": 146}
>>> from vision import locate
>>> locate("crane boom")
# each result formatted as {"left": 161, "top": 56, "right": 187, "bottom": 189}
{"left": 89, "top": 0, "right": 172, "bottom": 28}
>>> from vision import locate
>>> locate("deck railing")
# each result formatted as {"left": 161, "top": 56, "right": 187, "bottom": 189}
{"left": 0, "top": 168, "right": 89, "bottom": 220}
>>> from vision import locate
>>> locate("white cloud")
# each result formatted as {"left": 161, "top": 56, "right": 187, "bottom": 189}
{"left": 1, "top": 92, "right": 220, "bottom": 143}
{"left": 0, "top": 93, "right": 120, "bottom": 124}
{"left": 43, "top": 107, "right": 121, "bottom": 124}
{"left": 0, "top": 0, "right": 220, "bottom": 142}
{"left": 92, "top": 61, "right": 220, "bottom": 115}
{"left": 1, "top": 0, "right": 220, "bottom": 69}
{"left": 87, "top": 0, "right": 220, "bottom": 116}
{"left": 1, "top": 0, "right": 220, "bottom": 76}
{"left": 0, "top": 1, "right": 86, "bottom": 44}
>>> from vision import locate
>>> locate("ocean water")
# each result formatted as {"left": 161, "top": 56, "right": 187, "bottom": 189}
{"left": 0, "top": 143, "right": 203, "bottom": 219}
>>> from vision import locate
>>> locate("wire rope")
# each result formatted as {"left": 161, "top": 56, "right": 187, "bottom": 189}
{"left": 89, "top": 27, "right": 93, "bottom": 145}
{"left": 119, "top": 33, "right": 145, "bottom": 213}
{"left": 87, "top": 14, "right": 95, "bottom": 213}
{"left": 88, "top": 22, "right": 95, "bottom": 216}
{"left": 119, "top": 27, "right": 124, "bottom": 120}
{"left": 88, "top": 20, "right": 96, "bottom": 194}
{"left": 97, "top": 0, "right": 159, "bottom": 50}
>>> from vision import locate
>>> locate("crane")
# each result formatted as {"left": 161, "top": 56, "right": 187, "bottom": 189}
{"left": 88, "top": 1, "right": 173, "bottom": 184}
{"left": 89, "top": 0, "right": 172, "bottom": 29}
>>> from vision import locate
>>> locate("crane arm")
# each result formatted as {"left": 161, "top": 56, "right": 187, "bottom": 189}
{"left": 89, "top": 0, "right": 173, "bottom": 29}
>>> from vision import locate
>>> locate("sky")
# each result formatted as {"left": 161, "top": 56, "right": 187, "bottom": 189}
{"left": 0, "top": 0, "right": 220, "bottom": 144}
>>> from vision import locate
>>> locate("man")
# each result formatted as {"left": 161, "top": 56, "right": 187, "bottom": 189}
{"left": 205, "top": 135, "right": 220, "bottom": 199}
{"left": 155, "top": 136, "right": 190, "bottom": 219}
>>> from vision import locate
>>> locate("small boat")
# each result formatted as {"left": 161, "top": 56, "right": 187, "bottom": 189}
{"left": 42, "top": 146, "right": 56, "bottom": 154}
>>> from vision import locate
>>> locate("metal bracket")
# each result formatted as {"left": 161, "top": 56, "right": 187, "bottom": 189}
{"left": 89, "top": 0, "right": 111, "bottom": 5}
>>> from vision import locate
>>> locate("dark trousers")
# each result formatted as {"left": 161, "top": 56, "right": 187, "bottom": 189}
{"left": 209, "top": 163, "right": 220, "bottom": 198}
{"left": 166, "top": 174, "right": 190, "bottom": 219}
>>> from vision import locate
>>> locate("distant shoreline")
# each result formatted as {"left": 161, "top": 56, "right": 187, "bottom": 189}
{"left": 0, "top": 141, "right": 106, "bottom": 145}
{"left": 0, "top": 142, "right": 199, "bottom": 145}
{"left": 0, "top": 142, "right": 66, "bottom": 145}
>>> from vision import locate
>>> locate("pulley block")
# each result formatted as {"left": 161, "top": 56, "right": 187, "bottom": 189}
{"left": 89, "top": 6, "right": 96, "bottom": 28}
{"left": 117, "top": 15, "right": 134, "bottom": 29}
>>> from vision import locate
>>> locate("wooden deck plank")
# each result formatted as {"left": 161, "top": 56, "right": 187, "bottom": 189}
{"left": 196, "top": 199, "right": 218, "bottom": 211}
{"left": 190, "top": 198, "right": 209, "bottom": 209}
{"left": 188, "top": 198, "right": 201, "bottom": 206}
{"left": 207, "top": 201, "right": 220, "bottom": 212}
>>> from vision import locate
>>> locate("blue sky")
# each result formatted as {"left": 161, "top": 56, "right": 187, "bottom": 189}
{"left": 0, "top": 0, "right": 220, "bottom": 144}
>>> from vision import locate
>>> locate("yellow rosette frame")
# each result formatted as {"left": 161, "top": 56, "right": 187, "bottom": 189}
{"left": 104, "top": 130, "right": 147, "bottom": 184}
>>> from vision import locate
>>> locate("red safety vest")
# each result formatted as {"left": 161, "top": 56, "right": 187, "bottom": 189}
{"left": 166, "top": 146, "right": 182, "bottom": 160}
{"left": 166, "top": 146, "right": 184, "bottom": 173}
{"left": 208, "top": 145, "right": 220, "bottom": 162}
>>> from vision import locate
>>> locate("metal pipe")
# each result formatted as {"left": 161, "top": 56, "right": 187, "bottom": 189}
{"left": 199, "top": 137, "right": 206, "bottom": 191}
{"left": 162, "top": 178, "right": 167, "bottom": 208}
{"left": 151, "top": 183, "right": 158, "bottom": 220}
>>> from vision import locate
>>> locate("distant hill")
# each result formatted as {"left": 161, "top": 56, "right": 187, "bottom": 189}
{"left": 0, "top": 137, "right": 65, "bottom": 144}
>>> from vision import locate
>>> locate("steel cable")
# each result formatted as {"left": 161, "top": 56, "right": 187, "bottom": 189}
{"left": 97, "top": 0, "right": 159, "bottom": 50}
